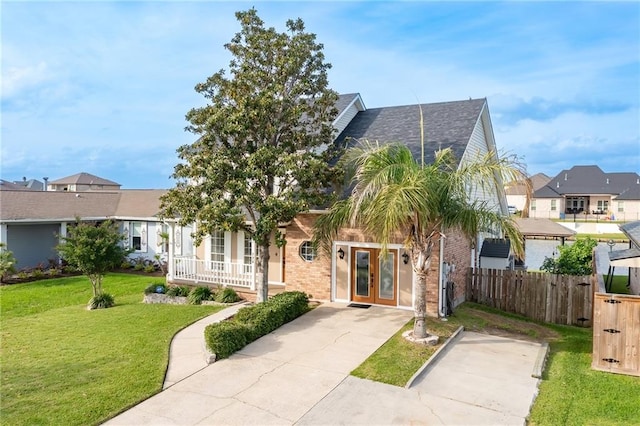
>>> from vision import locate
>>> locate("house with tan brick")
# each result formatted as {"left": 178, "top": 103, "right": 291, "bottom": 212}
{"left": 166, "top": 94, "right": 512, "bottom": 317}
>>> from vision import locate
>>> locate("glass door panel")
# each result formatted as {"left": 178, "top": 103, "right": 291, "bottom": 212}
{"left": 378, "top": 252, "right": 395, "bottom": 300}
{"left": 355, "top": 250, "right": 371, "bottom": 298}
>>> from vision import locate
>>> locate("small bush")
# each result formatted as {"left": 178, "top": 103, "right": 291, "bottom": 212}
{"left": 120, "top": 261, "right": 132, "bottom": 269}
{"left": 188, "top": 286, "right": 213, "bottom": 305}
{"left": 166, "top": 285, "right": 190, "bottom": 297}
{"left": 47, "top": 268, "right": 61, "bottom": 277}
{"left": 32, "top": 269, "right": 45, "bottom": 279}
{"left": 133, "top": 263, "right": 145, "bottom": 271}
{"left": 144, "top": 283, "right": 166, "bottom": 295}
{"left": 143, "top": 265, "right": 156, "bottom": 273}
{"left": 89, "top": 293, "right": 115, "bottom": 309}
{"left": 215, "top": 287, "right": 241, "bottom": 303}
{"left": 204, "top": 321, "right": 252, "bottom": 360}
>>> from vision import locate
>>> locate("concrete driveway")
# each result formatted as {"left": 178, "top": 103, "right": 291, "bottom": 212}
{"left": 104, "top": 303, "right": 544, "bottom": 425}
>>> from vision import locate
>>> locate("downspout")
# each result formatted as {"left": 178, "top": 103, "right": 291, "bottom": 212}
{"left": 438, "top": 236, "right": 446, "bottom": 317}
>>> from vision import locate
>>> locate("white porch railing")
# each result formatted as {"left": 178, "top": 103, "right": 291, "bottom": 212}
{"left": 172, "top": 256, "right": 254, "bottom": 289}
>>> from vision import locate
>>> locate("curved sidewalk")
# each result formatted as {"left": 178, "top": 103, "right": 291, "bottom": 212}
{"left": 163, "top": 302, "right": 248, "bottom": 389}
{"left": 105, "top": 304, "right": 545, "bottom": 425}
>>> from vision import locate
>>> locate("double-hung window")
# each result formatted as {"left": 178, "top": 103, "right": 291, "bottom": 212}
{"left": 210, "top": 231, "right": 225, "bottom": 271}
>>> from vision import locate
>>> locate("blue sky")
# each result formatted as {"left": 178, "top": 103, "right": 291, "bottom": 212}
{"left": 2, "top": 1, "right": 639, "bottom": 189}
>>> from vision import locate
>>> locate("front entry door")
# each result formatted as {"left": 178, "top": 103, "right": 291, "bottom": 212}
{"left": 351, "top": 248, "right": 397, "bottom": 306}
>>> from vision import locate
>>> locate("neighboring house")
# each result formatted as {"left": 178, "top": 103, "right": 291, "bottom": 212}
{"left": 47, "top": 172, "right": 121, "bottom": 192}
{"left": 505, "top": 173, "right": 550, "bottom": 213}
{"left": 0, "top": 189, "right": 176, "bottom": 269}
{"left": 608, "top": 220, "right": 640, "bottom": 295}
{"left": 530, "top": 166, "right": 640, "bottom": 221}
{"left": 166, "top": 94, "right": 511, "bottom": 317}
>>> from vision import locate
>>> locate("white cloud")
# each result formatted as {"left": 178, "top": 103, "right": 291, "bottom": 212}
{"left": 1, "top": 62, "right": 50, "bottom": 99}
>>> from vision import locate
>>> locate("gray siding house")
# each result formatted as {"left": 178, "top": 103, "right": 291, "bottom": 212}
{"left": 0, "top": 189, "right": 178, "bottom": 269}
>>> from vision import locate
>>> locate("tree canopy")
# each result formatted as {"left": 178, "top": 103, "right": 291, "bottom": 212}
{"left": 314, "top": 141, "right": 526, "bottom": 338}
{"left": 57, "top": 219, "right": 128, "bottom": 308}
{"left": 540, "top": 237, "right": 597, "bottom": 275}
{"left": 161, "top": 8, "right": 341, "bottom": 302}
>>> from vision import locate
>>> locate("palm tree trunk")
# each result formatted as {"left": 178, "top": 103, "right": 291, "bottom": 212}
{"left": 413, "top": 270, "right": 428, "bottom": 338}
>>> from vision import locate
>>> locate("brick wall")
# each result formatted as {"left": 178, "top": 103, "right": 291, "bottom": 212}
{"left": 285, "top": 213, "right": 473, "bottom": 317}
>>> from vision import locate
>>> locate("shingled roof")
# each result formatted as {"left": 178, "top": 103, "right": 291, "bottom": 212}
{"left": 334, "top": 98, "right": 487, "bottom": 165}
{"left": 0, "top": 190, "right": 166, "bottom": 222}
{"left": 48, "top": 172, "right": 120, "bottom": 187}
{"left": 533, "top": 165, "right": 640, "bottom": 199}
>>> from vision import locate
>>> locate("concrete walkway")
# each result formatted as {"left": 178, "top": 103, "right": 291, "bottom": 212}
{"left": 163, "top": 302, "right": 248, "bottom": 389}
{"left": 105, "top": 303, "right": 546, "bottom": 425}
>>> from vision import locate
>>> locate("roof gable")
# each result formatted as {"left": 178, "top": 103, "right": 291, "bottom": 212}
{"left": 334, "top": 98, "right": 486, "bottom": 166}
{"left": 49, "top": 172, "right": 120, "bottom": 187}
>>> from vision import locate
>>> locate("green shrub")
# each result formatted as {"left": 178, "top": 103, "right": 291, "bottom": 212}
{"left": 188, "top": 286, "right": 213, "bottom": 305}
{"left": 133, "top": 263, "right": 145, "bottom": 271}
{"left": 32, "top": 269, "right": 45, "bottom": 279}
{"left": 144, "top": 283, "right": 166, "bottom": 295}
{"left": 234, "top": 304, "right": 282, "bottom": 339}
{"left": 120, "top": 260, "right": 132, "bottom": 269}
{"left": 269, "top": 291, "right": 310, "bottom": 322}
{"left": 143, "top": 265, "right": 156, "bottom": 273}
{"left": 204, "top": 321, "right": 252, "bottom": 360}
{"left": 47, "top": 268, "right": 61, "bottom": 277}
{"left": 89, "top": 293, "right": 115, "bottom": 309}
{"left": 215, "top": 287, "right": 241, "bottom": 303}
{"left": 166, "top": 285, "right": 190, "bottom": 297}
{"left": 204, "top": 291, "right": 310, "bottom": 360}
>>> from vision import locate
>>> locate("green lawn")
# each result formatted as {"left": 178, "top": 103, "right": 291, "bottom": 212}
{"left": 0, "top": 274, "right": 223, "bottom": 426}
{"left": 352, "top": 303, "right": 640, "bottom": 425}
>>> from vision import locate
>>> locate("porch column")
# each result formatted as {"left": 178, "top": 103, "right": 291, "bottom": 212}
{"left": 0, "top": 223, "right": 7, "bottom": 246}
{"left": 167, "top": 222, "right": 175, "bottom": 280}
{"left": 251, "top": 235, "right": 257, "bottom": 291}
{"left": 59, "top": 222, "right": 68, "bottom": 265}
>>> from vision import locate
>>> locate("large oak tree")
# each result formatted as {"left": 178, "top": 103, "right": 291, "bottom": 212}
{"left": 161, "top": 9, "right": 340, "bottom": 302}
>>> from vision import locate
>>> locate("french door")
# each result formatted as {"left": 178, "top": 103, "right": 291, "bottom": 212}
{"left": 351, "top": 247, "right": 397, "bottom": 306}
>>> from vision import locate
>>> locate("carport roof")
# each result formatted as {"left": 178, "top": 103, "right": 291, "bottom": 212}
{"left": 514, "top": 218, "right": 576, "bottom": 238}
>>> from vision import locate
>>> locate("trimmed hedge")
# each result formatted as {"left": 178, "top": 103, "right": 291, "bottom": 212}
{"left": 204, "top": 291, "right": 309, "bottom": 360}
{"left": 204, "top": 321, "right": 252, "bottom": 359}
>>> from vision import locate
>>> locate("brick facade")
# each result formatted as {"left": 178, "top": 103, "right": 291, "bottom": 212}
{"left": 284, "top": 213, "right": 473, "bottom": 317}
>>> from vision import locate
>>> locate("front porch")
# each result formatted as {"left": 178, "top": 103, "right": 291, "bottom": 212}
{"left": 168, "top": 256, "right": 255, "bottom": 289}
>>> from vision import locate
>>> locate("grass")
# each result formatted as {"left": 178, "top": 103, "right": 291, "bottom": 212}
{"left": 567, "top": 233, "right": 627, "bottom": 241}
{"left": 605, "top": 274, "right": 631, "bottom": 294}
{"left": 350, "top": 316, "right": 460, "bottom": 386}
{"left": 0, "top": 274, "right": 223, "bottom": 426}
{"left": 352, "top": 303, "right": 640, "bottom": 425}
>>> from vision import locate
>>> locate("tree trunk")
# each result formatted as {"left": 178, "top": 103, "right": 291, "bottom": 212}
{"left": 255, "top": 244, "right": 270, "bottom": 303}
{"left": 413, "top": 270, "right": 428, "bottom": 338}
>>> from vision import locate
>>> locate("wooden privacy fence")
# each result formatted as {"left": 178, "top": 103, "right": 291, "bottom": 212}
{"left": 592, "top": 292, "right": 640, "bottom": 377}
{"left": 466, "top": 268, "right": 594, "bottom": 327}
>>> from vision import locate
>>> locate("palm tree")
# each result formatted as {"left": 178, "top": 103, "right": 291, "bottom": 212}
{"left": 314, "top": 140, "right": 526, "bottom": 339}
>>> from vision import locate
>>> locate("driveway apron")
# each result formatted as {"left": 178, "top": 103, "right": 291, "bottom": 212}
{"left": 105, "top": 304, "right": 544, "bottom": 425}
{"left": 104, "top": 303, "right": 413, "bottom": 425}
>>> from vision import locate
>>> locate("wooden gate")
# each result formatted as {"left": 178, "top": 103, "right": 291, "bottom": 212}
{"left": 592, "top": 292, "right": 640, "bottom": 377}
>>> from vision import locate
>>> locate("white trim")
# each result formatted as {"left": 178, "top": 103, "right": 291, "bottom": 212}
{"left": 332, "top": 241, "right": 405, "bottom": 307}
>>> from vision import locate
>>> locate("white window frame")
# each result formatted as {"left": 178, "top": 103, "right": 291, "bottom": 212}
{"left": 299, "top": 241, "right": 317, "bottom": 262}
{"left": 237, "top": 231, "right": 255, "bottom": 274}
{"left": 205, "top": 230, "right": 231, "bottom": 271}
{"left": 130, "top": 221, "right": 147, "bottom": 253}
